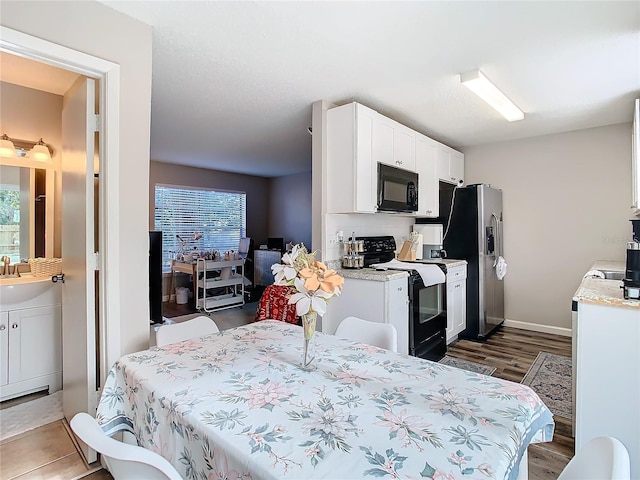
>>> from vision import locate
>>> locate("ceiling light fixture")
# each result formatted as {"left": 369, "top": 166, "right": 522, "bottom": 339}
{"left": 460, "top": 69, "right": 524, "bottom": 122}
{"left": 0, "top": 133, "right": 55, "bottom": 161}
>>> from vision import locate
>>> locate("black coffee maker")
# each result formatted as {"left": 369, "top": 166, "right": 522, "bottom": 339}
{"left": 623, "top": 220, "right": 640, "bottom": 300}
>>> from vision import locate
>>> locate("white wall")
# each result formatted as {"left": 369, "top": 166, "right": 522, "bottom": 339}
{"left": 465, "top": 123, "right": 633, "bottom": 330}
{"left": 1, "top": 1, "right": 153, "bottom": 355}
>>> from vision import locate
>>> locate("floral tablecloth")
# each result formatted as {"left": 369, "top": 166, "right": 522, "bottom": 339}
{"left": 97, "top": 320, "right": 554, "bottom": 480}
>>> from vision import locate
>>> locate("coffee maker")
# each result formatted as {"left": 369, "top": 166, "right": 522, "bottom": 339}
{"left": 623, "top": 220, "right": 640, "bottom": 299}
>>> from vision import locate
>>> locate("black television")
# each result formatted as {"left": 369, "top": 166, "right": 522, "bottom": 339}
{"left": 149, "top": 231, "right": 163, "bottom": 324}
{"left": 267, "top": 237, "right": 284, "bottom": 252}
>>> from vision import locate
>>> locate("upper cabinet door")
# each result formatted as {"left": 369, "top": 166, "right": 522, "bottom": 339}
{"left": 632, "top": 98, "right": 639, "bottom": 213}
{"left": 437, "top": 144, "right": 464, "bottom": 185}
{"left": 415, "top": 133, "right": 438, "bottom": 218}
{"left": 373, "top": 115, "right": 416, "bottom": 171}
{"left": 326, "top": 102, "right": 377, "bottom": 214}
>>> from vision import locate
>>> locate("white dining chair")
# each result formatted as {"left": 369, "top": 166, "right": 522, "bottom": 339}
{"left": 70, "top": 412, "right": 182, "bottom": 480}
{"left": 334, "top": 316, "right": 398, "bottom": 352}
{"left": 557, "top": 436, "right": 630, "bottom": 480}
{"left": 155, "top": 315, "right": 219, "bottom": 347}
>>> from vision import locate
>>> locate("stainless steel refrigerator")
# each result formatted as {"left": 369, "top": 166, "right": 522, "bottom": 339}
{"left": 443, "top": 184, "right": 504, "bottom": 339}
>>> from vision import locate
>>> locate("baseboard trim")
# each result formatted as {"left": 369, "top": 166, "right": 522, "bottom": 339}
{"left": 503, "top": 319, "right": 572, "bottom": 337}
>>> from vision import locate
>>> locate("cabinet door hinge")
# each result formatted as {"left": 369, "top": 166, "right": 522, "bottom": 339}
{"left": 93, "top": 114, "right": 101, "bottom": 132}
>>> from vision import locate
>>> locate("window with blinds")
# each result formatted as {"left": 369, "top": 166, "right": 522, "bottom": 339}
{"left": 154, "top": 184, "right": 246, "bottom": 271}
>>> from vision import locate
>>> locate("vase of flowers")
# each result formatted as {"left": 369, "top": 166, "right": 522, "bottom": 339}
{"left": 271, "top": 244, "right": 344, "bottom": 370}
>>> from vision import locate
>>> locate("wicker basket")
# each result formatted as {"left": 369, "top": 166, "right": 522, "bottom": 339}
{"left": 28, "top": 258, "right": 62, "bottom": 277}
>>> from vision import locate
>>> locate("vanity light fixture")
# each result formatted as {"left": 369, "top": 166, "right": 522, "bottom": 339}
{"left": 0, "top": 133, "right": 55, "bottom": 160}
{"left": 460, "top": 69, "right": 524, "bottom": 122}
{"left": 0, "top": 133, "right": 17, "bottom": 159}
{"left": 28, "top": 139, "right": 52, "bottom": 162}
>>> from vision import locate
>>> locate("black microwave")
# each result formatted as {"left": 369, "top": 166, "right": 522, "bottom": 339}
{"left": 377, "top": 163, "right": 418, "bottom": 213}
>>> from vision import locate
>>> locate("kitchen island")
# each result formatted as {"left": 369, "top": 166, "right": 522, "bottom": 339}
{"left": 572, "top": 260, "right": 640, "bottom": 478}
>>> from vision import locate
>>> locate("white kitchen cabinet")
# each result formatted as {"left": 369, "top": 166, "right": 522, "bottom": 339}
{"left": 632, "top": 98, "right": 639, "bottom": 214}
{"left": 0, "top": 304, "right": 62, "bottom": 401}
{"left": 373, "top": 115, "right": 416, "bottom": 172}
{"left": 445, "top": 264, "right": 467, "bottom": 344}
{"left": 326, "top": 102, "right": 378, "bottom": 214}
{"left": 415, "top": 133, "right": 438, "bottom": 217}
{"left": 573, "top": 301, "right": 640, "bottom": 478}
{"left": 323, "top": 275, "right": 409, "bottom": 354}
{"left": 195, "top": 258, "right": 246, "bottom": 312}
{"left": 436, "top": 144, "right": 465, "bottom": 186}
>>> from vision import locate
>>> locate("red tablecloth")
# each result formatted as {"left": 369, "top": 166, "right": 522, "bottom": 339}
{"left": 254, "top": 284, "right": 299, "bottom": 324}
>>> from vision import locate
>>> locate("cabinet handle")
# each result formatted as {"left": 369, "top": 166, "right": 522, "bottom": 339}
{"left": 12, "top": 323, "right": 18, "bottom": 329}
{"left": 426, "top": 210, "right": 432, "bottom": 214}
{"left": 451, "top": 177, "right": 456, "bottom": 181}
{"left": 0, "top": 325, "right": 5, "bottom": 330}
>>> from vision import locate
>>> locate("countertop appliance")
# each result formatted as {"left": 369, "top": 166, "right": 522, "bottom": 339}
{"left": 377, "top": 163, "right": 418, "bottom": 213}
{"left": 624, "top": 220, "right": 640, "bottom": 299}
{"left": 443, "top": 184, "right": 504, "bottom": 340}
{"left": 623, "top": 240, "right": 640, "bottom": 299}
{"left": 359, "top": 235, "right": 447, "bottom": 361}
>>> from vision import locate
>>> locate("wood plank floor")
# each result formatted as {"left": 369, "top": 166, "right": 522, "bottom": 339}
{"left": 1, "top": 325, "right": 573, "bottom": 480}
{"left": 447, "top": 326, "right": 574, "bottom": 479}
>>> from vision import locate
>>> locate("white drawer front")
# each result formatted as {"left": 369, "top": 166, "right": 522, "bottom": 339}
{"left": 446, "top": 265, "right": 467, "bottom": 282}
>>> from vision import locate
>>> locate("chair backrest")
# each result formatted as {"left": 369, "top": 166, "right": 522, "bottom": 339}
{"left": 156, "top": 315, "right": 219, "bottom": 347}
{"left": 239, "top": 237, "right": 251, "bottom": 255}
{"left": 334, "top": 316, "right": 398, "bottom": 352}
{"left": 70, "top": 412, "right": 182, "bottom": 480}
{"left": 557, "top": 436, "right": 630, "bottom": 480}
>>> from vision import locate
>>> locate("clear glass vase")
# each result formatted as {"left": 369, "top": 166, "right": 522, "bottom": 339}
{"left": 300, "top": 311, "right": 317, "bottom": 371}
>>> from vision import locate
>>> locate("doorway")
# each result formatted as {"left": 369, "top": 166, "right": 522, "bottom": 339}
{"left": 0, "top": 26, "right": 121, "bottom": 463}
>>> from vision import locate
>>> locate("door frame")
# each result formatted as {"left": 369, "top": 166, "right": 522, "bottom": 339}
{"left": 0, "top": 26, "right": 122, "bottom": 388}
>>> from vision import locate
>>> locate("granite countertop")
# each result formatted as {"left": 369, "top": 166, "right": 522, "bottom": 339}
{"left": 336, "top": 267, "right": 409, "bottom": 282}
{"left": 418, "top": 258, "right": 468, "bottom": 269}
{"left": 335, "top": 258, "right": 467, "bottom": 282}
{"left": 573, "top": 260, "right": 640, "bottom": 310}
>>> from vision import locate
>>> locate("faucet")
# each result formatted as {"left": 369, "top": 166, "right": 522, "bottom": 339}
{"left": 1, "top": 256, "right": 10, "bottom": 276}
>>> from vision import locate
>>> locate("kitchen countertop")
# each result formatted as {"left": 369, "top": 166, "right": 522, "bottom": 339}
{"left": 336, "top": 258, "right": 467, "bottom": 282}
{"left": 337, "top": 267, "right": 409, "bottom": 282}
{"left": 417, "top": 258, "right": 468, "bottom": 269}
{"left": 573, "top": 260, "right": 640, "bottom": 309}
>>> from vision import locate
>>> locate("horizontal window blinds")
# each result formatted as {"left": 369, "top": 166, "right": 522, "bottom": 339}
{"left": 155, "top": 185, "right": 246, "bottom": 270}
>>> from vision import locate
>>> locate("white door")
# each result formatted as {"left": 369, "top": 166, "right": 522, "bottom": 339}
{"left": 61, "top": 76, "right": 98, "bottom": 463}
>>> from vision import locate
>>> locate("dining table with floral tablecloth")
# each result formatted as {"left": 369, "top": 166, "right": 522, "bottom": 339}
{"left": 96, "top": 320, "right": 554, "bottom": 480}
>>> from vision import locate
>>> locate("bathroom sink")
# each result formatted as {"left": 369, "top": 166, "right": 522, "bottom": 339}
{"left": 0, "top": 276, "right": 61, "bottom": 309}
{"left": 601, "top": 270, "right": 625, "bottom": 281}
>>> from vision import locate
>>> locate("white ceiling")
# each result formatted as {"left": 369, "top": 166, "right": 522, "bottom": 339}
{"left": 5, "top": 2, "right": 640, "bottom": 178}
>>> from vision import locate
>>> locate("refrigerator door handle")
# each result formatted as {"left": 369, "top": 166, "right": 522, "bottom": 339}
{"left": 491, "top": 213, "right": 500, "bottom": 266}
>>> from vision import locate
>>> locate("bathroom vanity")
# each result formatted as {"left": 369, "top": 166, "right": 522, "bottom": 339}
{"left": 0, "top": 277, "right": 62, "bottom": 401}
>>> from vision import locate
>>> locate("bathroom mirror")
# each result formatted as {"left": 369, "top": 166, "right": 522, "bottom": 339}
{"left": 0, "top": 164, "right": 54, "bottom": 263}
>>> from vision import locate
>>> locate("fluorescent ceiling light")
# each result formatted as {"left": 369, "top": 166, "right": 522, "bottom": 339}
{"left": 460, "top": 69, "right": 524, "bottom": 122}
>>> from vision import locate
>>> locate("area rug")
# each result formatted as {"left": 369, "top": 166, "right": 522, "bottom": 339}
{"left": 0, "top": 391, "right": 64, "bottom": 441}
{"left": 521, "top": 352, "right": 572, "bottom": 419}
{"left": 439, "top": 355, "right": 496, "bottom": 376}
